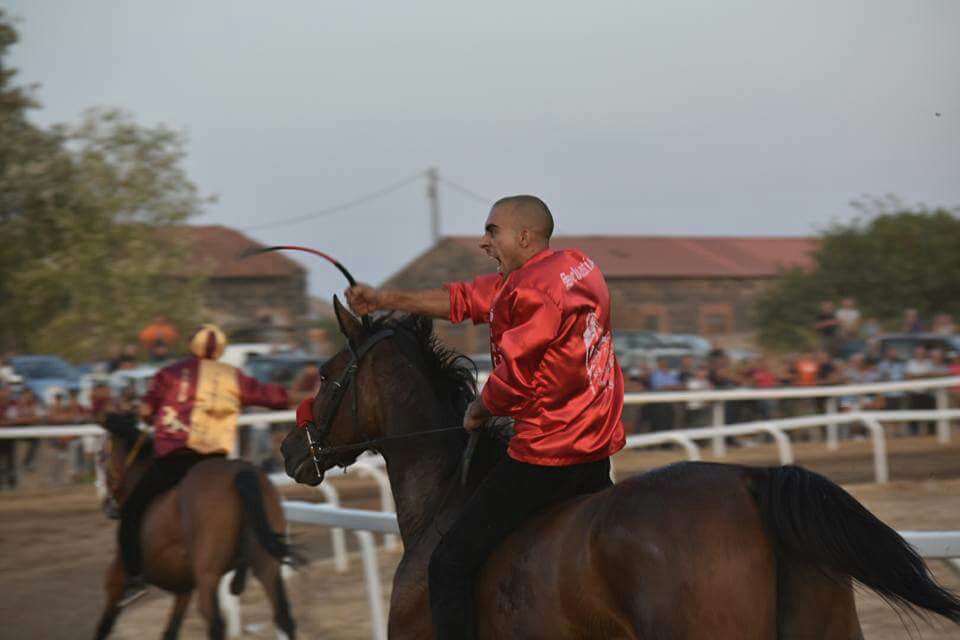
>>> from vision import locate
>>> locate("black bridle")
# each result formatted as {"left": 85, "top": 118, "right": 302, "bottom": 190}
{"left": 300, "top": 327, "right": 478, "bottom": 486}
{"left": 302, "top": 329, "right": 396, "bottom": 474}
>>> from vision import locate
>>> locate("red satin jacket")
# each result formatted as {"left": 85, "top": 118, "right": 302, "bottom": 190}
{"left": 144, "top": 357, "right": 289, "bottom": 457}
{"left": 446, "top": 248, "right": 625, "bottom": 466}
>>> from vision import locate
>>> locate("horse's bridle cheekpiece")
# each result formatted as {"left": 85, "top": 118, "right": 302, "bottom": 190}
{"left": 302, "top": 329, "right": 395, "bottom": 474}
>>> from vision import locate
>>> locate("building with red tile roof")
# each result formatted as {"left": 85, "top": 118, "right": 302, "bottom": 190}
{"left": 168, "top": 225, "right": 308, "bottom": 341}
{"left": 384, "top": 235, "right": 816, "bottom": 353}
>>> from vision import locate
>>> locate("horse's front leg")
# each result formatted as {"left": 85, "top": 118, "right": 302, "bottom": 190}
{"left": 93, "top": 555, "right": 125, "bottom": 639}
{"left": 162, "top": 592, "right": 192, "bottom": 640}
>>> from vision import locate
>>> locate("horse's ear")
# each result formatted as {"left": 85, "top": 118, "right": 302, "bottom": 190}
{"left": 333, "top": 295, "right": 363, "bottom": 344}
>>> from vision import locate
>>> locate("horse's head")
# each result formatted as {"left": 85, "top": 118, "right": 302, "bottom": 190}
{"left": 100, "top": 411, "right": 153, "bottom": 504}
{"left": 281, "top": 297, "right": 405, "bottom": 486}
{"left": 281, "top": 296, "right": 479, "bottom": 486}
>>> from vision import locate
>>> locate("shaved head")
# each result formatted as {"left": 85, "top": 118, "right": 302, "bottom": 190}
{"left": 491, "top": 195, "right": 554, "bottom": 242}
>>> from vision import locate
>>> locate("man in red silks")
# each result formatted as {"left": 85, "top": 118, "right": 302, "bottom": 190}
{"left": 117, "top": 324, "right": 289, "bottom": 600}
{"left": 338, "top": 195, "right": 626, "bottom": 640}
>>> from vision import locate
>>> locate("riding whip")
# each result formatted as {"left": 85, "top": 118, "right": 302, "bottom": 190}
{"left": 237, "top": 245, "right": 370, "bottom": 327}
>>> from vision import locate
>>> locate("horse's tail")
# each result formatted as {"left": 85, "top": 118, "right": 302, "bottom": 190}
{"left": 748, "top": 465, "right": 960, "bottom": 623}
{"left": 234, "top": 469, "right": 302, "bottom": 566}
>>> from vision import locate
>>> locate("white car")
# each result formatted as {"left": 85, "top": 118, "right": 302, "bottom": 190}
{"left": 220, "top": 343, "right": 278, "bottom": 369}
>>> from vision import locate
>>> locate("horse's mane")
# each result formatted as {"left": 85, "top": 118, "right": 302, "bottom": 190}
{"left": 365, "top": 313, "right": 514, "bottom": 455}
{"left": 367, "top": 313, "right": 478, "bottom": 420}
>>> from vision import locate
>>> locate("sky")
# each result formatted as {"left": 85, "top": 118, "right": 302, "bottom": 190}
{"left": 6, "top": 1, "right": 960, "bottom": 299}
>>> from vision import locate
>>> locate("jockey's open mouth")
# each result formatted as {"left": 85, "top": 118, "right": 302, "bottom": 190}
{"left": 485, "top": 250, "right": 502, "bottom": 273}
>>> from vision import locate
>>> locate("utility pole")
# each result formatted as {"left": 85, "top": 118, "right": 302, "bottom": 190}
{"left": 426, "top": 166, "right": 440, "bottom": 245}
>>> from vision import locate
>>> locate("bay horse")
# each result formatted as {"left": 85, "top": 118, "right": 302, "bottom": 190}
{"left": 96, "top": 413, "right": 297, "bottom": 640}
{"left": 282, "top": 298, "right": 960, "bottom": 639}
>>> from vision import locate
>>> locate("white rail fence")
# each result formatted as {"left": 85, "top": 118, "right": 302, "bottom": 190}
{"left": 3, "top": 376, "right": 957, "bottom": 491}
{"left": 626, "top": 375, "right": 960, "bottom": 455}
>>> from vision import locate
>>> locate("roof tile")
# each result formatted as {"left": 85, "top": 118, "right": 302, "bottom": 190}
{"left": 449, "top": 235, "right": 815, "bottom": 278}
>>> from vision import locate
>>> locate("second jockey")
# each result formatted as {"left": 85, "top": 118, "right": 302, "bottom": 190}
{"left": 117, "top": 324, "right": 289, "bottom": 597}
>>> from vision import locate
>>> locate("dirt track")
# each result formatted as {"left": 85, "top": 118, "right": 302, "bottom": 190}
{"left": 2, "top": 435, "right": 959, "bottom": 639}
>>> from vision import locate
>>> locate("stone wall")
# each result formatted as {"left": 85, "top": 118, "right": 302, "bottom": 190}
{"left": 610, "top": 277, "right": 772, "bottom": 335}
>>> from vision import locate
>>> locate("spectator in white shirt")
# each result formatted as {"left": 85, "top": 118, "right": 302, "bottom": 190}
{"left": 835, "top": 298, "right": 861, "bottom": 339}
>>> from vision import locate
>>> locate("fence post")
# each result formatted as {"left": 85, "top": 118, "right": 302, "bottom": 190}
{"left": 711, "top": 401, "right": 726, "bottom": 457}
{"left": 936, "top": 388, "right": 951, "bottom": 444}
{"left": 860, "top": 417, "right": 889, "bottom": 484}
{"left": 354, "top": 463, "right": 399, "bottom": 551}
{"left": 355, "top": 530, "right": 389, "bottom": 640}
{"left": 825, "top": 397, "right": 839, "bottom": 450}
{"left": 317, "top": 484, "right": 349, "bottom": 572}
{"left": 219, "top": 571, "right": 242, "bottom": 638}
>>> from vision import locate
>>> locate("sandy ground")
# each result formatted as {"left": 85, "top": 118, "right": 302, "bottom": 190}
{"left": 2, "top": 435, "right": 959, "bottom": 639}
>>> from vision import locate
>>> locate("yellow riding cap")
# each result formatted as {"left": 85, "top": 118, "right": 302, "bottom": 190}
{"left": 189, "top": 324, "right": 228, "bottom": 360}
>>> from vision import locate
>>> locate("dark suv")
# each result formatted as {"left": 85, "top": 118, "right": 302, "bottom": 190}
{"left": 244, "top": 353, "right": 326, "bottom": 387}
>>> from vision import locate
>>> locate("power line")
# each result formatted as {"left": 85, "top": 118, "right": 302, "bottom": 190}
{"left": 437, "top": 175, "right": 491, "bottom": 204}
{"left": 241, "top": 171, "right": 426, "bottom": 232}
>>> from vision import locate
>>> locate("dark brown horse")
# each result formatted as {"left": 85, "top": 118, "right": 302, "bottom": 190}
{"left": 96, "top": 414, "right": 297, "bottom": 640}
{"left": 282, "top": 299, "right": 960, "bottom": 639}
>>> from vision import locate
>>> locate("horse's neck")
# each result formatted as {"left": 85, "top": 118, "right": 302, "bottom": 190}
{"left": 382, "top": 441, "right": 459, "bottom": 545}
{"left": 380, "top": 412, "right": 500, "bottom": 548}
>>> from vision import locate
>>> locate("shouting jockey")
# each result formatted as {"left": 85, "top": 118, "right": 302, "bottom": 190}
{"left": 117, "top": 324, "right": 289, "bottom": 597}
{"left": 344, "top": 195, "right": 626, "bottom": 639}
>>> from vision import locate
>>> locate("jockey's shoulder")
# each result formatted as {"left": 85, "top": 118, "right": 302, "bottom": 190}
{"left": 510, "top": 248, "right": 599, "bottom": 302}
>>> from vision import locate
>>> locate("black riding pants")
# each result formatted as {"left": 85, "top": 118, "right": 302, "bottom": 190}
{"left": 428, "top": 456, "right": 612, "bottom": 640}
{"left": 118, "top": 450, "right": 224, "bottom": 577}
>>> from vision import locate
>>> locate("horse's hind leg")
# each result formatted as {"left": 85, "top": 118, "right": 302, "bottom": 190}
{"left": 252, "top": 554, "right": 296, "bottom": 639}
{"left": 195, "top": 574, "right": 226, "bottom": 640}
{"left": 162, "top": 592, "right": 192, "bottom": 640}
{"left": 94, "top": 555, "right": 125, "bottom": 639}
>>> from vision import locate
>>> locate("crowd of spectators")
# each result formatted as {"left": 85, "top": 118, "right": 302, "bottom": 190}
{"left": 623, "top": 302, "right": 960, "bottom": 433}
{"left": 0, "top": 375, "right": 111, "bottom": 490}
{"left": 0, "top": 315, "right": 184, "bottom": 491}
{"left": 1, "top": 304, "right": 957, "bottom": 488}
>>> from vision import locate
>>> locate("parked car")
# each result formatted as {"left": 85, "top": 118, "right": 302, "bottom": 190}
{"left": 875, "top": 333, "right": 960, "bottom": 361}
{"left": 613, "top": 330, "right": 696, "bottom": 372}
{"left": 8, "top": 355, "right": 83, "bottom": 405}
{"left": 220, "top": 343, "right": 278, "bottom": 369}
{"left": 656, "top": 333, "right": 713, "bottom": 357}
{"left": 613, "top": 331, "right": 666, "bottom": 360}
{"left": 244, "top": 353, "right": 327, "bottom": 387}
{"left": 107, "top": 365, "right": 160, "bottom": 400}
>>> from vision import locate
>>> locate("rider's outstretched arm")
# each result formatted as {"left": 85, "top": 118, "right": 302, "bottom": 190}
{"left": 346, "top": 285, "right": 451, "bottom": 320}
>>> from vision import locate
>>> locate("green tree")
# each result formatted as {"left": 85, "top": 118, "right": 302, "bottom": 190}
{"left": 754, "top": 196, "right": 960, "bottom": 351}
{"left": 0, "top": 12, "right": 209, "bottom": 361}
